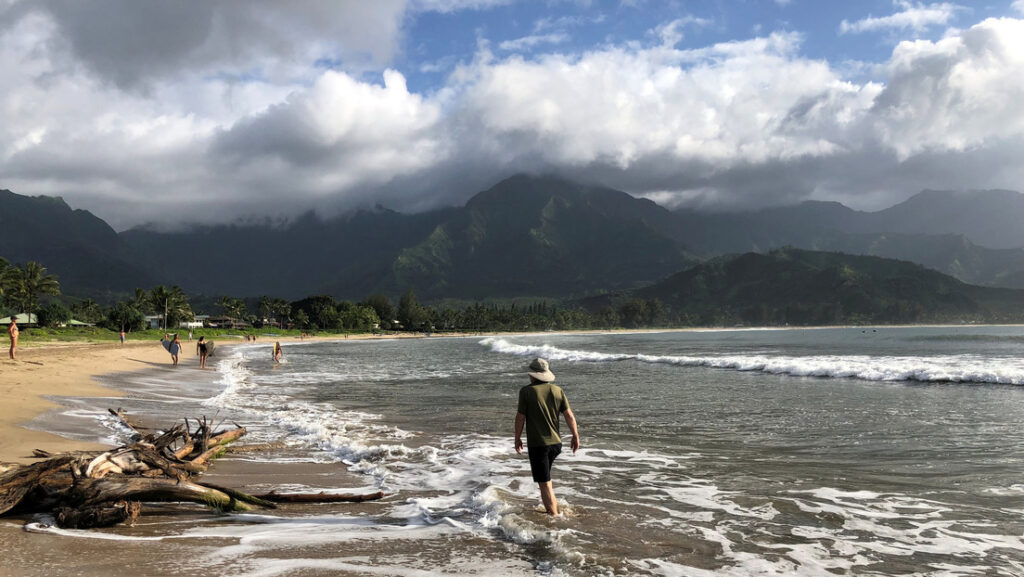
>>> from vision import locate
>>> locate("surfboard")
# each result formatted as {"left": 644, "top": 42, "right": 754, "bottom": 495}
{"left": 207, "top": 341, "right": 216, "bottom": 357}
{"left": 161, "top": 339, "right": 171, "bottom": 352}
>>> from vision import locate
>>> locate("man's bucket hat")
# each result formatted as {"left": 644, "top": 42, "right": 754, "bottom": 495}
{"left": 528, "top": 358, "right": 555, "bottom": 382}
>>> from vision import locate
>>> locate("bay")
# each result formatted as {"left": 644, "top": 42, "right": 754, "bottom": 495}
{"left": 22, "top": 327, "right": 1024, "bottom": 576}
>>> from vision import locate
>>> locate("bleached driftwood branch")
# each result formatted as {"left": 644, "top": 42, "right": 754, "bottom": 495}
{"left": 0, "top": 410, "right": 385, "bottom": 529}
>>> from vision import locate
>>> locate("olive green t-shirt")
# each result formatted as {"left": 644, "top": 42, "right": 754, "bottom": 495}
{"left": 517, "top": 382, "right": 570, "bottom": 448}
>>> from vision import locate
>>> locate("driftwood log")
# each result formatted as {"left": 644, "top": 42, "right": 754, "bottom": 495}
{"left": 257, "top": 489, "right": 386, "bottom": 503}
{"left": 0, "top": 410, "right": 385, "bottom": 529}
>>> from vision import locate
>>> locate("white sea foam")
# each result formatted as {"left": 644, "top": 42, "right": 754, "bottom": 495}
{"left": 204, "top": 349, "right": 256, "bottom": 408}
{"left": 206, "top": 370, "right": 586, "bottom": 565}
{"left": 83, "top": 335, "right": 1019, "bottom": 577}
{"left": 23, "top": 522, "right": 170, "bottom": 541}
{"left": 480, "top": 337, "right": 1024, "bottom": 384}
{"left": 215, "top": 556, "right": 537, "bottom": 577}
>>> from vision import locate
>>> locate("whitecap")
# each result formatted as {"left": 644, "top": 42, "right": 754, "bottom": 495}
{"left": 480, "top": 338, "right": 1024, "bottom": 385}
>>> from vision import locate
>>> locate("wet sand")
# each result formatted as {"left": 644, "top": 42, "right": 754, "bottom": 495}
{"left": 0, "top": 332, "right": 444, "bottom": 465}
{"left": 0, "top": 340, "right": 161, "bottom": 464}
{"left": 0, "top": 335, "right": 383, "bottom": 577}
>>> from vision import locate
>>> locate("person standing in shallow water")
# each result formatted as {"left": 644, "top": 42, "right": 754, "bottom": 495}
{"left": 196, "top": 336, "right": 210, "bottom": 369}
{"left": 514, "top": 357, "right": 580, "bottom": 515}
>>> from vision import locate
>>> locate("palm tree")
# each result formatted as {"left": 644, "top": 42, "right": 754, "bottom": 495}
{"left": 258, "top": 295, "right": 273, "bottom": 322}
{"left": 5, "top": 261, "right": 61, "bottom": 315}
{"left": 273, "top": 298, "right": 292, "bottom": 327}
{"left": 149, "top": 285, "right": 193, "bottom": 329}
{"left": 0, "top": 257, "right": 9, "bottom": 309}
{"left": 149, "top": 285, "right": 171, "bottom": 329}
{"left": 130, "top": 287, "right": 151, "bottom": 313}
{"left": 165, "top": 286, "right": 194, "bottom": 328}
{"left": 257, "top": 296, "right": 291, "bottom": 327}
{"left": 71, "top": 298, "right": 103, "bottom": 323}
{"left": 218, "top": 296, "right": 248, "bottom": 320}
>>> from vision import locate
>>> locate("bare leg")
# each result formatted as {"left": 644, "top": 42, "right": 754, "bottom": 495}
{"left": 538, "top": 481, "right": 558, "bottom": 515}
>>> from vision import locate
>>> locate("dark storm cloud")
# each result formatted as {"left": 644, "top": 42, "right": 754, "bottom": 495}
{"left": 24, "top": 0, "right": 406, "bottom": 89}
{"left": 0, "top": 3, "right": 1023, "bottom": 228}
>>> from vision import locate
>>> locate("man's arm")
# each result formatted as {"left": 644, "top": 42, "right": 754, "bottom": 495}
{"left": 563, "top": 408, "right": 580, "bottom": 453}
{"left": 514, "top": 412, "right": 526, "bottom": 454}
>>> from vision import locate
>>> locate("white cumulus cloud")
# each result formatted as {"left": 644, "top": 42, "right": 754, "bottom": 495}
{"left": 1, "top": 2, "right": 1024, "bottom": 226}
{"left": 869, "top": 18, "right": 1024, "bottom": 157}
{"left": 213, "top": 68, "right": 445, "bottom": 196}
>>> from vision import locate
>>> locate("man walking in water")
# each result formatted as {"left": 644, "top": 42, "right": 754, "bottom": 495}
{"left": 514, "top": 357, "right": 580, "bottom": 515}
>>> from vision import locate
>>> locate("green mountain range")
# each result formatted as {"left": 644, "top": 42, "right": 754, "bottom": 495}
{"left": 382, "top": 175, "right": 695, "bottom": 299}
{"left": 627, "top": 248, "right": 1024, "bottom": 326}
{"left": 673, "top": 197, "right": 1024, "bottom": 288}
{"left": 116, "top": 174, "right": 697, "bottom": 300}
{"left": 0, "top": 189, "right": 158, "bottom": 299}
{"left": 4, "top": 176, "right": 1024, "bottom": 308}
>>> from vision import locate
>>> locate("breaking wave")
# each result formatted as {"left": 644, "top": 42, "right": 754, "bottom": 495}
{"left": 480, "top": 337, "right": 1024, "bottom": 385}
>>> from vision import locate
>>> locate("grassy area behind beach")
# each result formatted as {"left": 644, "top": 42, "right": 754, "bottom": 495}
{"left": 11, "top": 325, "right": 388, "bottom": 346}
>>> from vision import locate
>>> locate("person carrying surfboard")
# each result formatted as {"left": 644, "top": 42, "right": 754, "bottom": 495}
{"left": 168, "top": 333, "right": 182, "bottom": 366}
{"left": 197, "top": 336, "right": 210, "bottom": 369}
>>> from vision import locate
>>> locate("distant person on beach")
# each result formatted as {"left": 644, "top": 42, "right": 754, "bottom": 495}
{"left": 514, "top": 358, "right": 580, "bottom": 516}
{"left": 119, "top": 330, "right": 126, "bottom": 346}
{"left": 8, "top": 317, "right": 18, "bottom": 360}
{"left": 197, "top": 336, "right": 210, "bottom": 369}
{"left": 273, "top": 341, "right": 283, "bottom": 364}
{"left": 168, "top": 333, "right": 182, "bottom": 366}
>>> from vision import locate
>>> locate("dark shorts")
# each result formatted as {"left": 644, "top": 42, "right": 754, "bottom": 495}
{"left": 527, "top": 444, "right": 562, "bottom": 483}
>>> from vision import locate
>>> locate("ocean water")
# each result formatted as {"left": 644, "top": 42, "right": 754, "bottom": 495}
{"left": 17, "top": 327, "right": 1024, "bottom": 576}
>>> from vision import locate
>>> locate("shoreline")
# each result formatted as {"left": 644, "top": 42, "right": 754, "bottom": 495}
{"left": 0, "top": 340, "right": 146, "bottom": 464}
{"left": 0, "top": 330, "right": 491, "bottom": 464}
{"left": 0, "top": 322, "right": 1006, "bottom": 464}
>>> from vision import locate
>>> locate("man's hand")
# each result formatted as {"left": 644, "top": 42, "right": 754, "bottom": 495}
{"left": 514, "top": 412, "right": 526, "bottom": 454}
{"left": 564, "top": 408, "right": 580, "bottom": 454}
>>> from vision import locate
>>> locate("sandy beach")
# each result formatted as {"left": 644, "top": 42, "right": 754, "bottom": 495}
{"left": 0, "top": 340, "right": 167, "bottom": 464}
{"left": 0, "top": 333, "right": 387, "bottom": 577}
{"left": 0, "top": 334, "right": 303, "bottom": 464}
{"left": 0, "top": 331, "right": 462, "bottom": 465}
